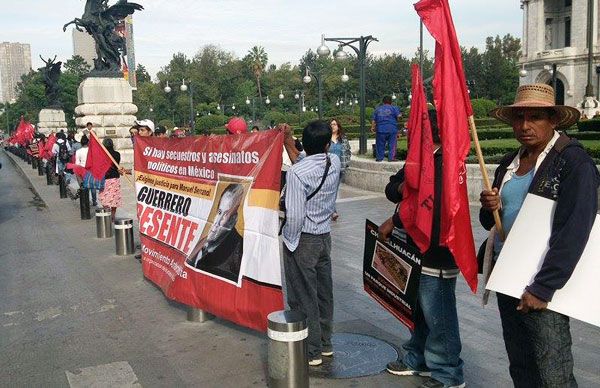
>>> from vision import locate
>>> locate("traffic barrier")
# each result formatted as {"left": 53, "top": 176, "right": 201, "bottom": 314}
{"left": 114, "top": 218, "right": 134, "bottom": 255}
{"left": 267, "top": 310, "right": 309, "bottom": 388}
{"left": 95, "top": 207, "right": 113, "bottom": 238}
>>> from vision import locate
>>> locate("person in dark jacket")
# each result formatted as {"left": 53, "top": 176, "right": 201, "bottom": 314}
{"left": 480, "top": 83, "right": 599, "bottom": 388}
{"left": 379, "top": 109, "right": 465, "bottom": 388}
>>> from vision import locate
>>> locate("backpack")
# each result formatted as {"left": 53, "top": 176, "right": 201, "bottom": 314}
{"left": 58, "top": 142, "right": 70, "bottom": 163}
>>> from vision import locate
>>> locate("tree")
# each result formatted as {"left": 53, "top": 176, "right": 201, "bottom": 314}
{"left": 63, "top": 55, "right": 91, "bottom": 79}
{"left": 246, "top": 46, "right": 268, "bottom": 99}
{"left": 136, "top": 64, "right": 151, "bottom": 84}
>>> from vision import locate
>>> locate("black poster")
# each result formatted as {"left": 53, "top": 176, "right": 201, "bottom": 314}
{"left": 363, "top": 220, "right": 422, "bottom": 330}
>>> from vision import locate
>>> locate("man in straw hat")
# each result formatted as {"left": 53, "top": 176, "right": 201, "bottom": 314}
{"left": 480, "top": 83, "right": 599, "bottom": 387}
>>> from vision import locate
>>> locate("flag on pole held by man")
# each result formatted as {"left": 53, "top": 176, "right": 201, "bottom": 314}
{"left": 399, "top": 64, "right": 435, "bottom": 253}
{"left": 85, "top": 134, "right": 113, "bottom": 180}
{"left": 415, "top": 0, "right": 478, "bottom": 292}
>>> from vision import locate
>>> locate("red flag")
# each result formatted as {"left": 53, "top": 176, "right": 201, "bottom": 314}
{"left": 85, "top": 135, "right": 113, "bottom": 180}
{"left": 415, "top": 0, "right": 478, "bottom": 292}
{"left": 42, "top": 133, "right": 56, "bottom": 160}
{"left": 399, "top": 64, "right": 435, "bottom": 253}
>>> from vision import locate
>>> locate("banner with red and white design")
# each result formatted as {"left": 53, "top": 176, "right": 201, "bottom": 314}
{"left": 134, "top": 131, "right": 285, "bottom": 332}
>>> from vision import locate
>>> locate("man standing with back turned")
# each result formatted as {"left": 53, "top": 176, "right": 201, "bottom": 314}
{"left": 282, "top": 120, "right": 341, "bottom": 367}
{"left": 371, "top": 95, "right": 402, "bottom": 161}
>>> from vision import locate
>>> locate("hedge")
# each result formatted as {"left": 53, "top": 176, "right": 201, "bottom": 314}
{"left": 577, "top": 119, "right": 600, "bottom": 132}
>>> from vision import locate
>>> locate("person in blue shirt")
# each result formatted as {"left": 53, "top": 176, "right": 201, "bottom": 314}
{"left": 371, "top": 96, "right": 402, "bottom": 161}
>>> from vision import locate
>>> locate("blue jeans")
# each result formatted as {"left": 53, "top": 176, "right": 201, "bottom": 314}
{"left": 376, "top": 131, "right": 397, "bottom": 161}
{"left": 403, "top": 274, "right": 464, "bottom": 386}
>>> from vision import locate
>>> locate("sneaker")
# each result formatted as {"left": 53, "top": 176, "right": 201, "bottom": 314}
{"left": 386, "top": 360, "right": 431, "bottom": 377}
{"left": 321, "top": 350, "right": 333, "bottom": 357}
{"left": 308, "top": 358, "right": 322, "bottom": 366}
{"left": 419, "top": 377, "right": 465, "bottom": 388}
{"left": 134, "top": 254, "right": 142, "bottom": 262}
{"left": 331, "top": 212, "right": 339, "bottom": 222}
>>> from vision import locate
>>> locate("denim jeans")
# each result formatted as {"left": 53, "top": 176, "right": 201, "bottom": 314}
{"left": 403, "top": 274, "right": 464, "bottom": 386}
{"left": 497, "top": 293, "right": 577, "bottom": 388}
{"left": 376, "top": 131, "right": 398, "bottom": 161}
{"left": 283, "top": 233, "right": 333, "bottom": 359}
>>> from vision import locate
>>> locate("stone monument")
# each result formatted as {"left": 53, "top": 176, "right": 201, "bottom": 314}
{"left": 37, "top": 56, "right": 68, "bottom": 135}
{"left": 64, "top": 0, "right": 143, "bottom": 165}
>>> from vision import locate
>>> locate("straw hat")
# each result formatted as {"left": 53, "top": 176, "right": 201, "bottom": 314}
{"left": 489, "top": 83, "right": 580, "bottom": 128}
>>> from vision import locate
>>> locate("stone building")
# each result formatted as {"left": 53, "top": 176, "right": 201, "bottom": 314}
{"left": 519, "top": 0, "right": 600, "bottom": 116}
{"left": 0, "top": 42, "right": 32, "bottom": 103}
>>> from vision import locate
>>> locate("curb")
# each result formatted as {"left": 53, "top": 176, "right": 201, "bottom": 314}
{"left": 3, "top": 150, "right": 48, "bottom": 209}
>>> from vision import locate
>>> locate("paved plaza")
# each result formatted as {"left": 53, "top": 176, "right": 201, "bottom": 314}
{"left": 1, "top": 149, "right": 599, "bottom": 387}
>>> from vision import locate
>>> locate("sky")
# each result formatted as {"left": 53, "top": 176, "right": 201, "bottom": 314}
{"left": 0, "top": 0, "right": 523, "bottom": 79}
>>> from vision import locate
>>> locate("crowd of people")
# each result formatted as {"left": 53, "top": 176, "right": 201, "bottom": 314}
{"left": 3, "top": 83, "right": 598, "bottom": 388}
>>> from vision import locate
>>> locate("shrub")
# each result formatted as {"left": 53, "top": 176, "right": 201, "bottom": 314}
{"left": 577, "top": 119, "right": 600, "bottom": 132}
{"left": 195, "top": 114, "right": 227, "bottom": 134}
{"left": 471, "top": 98, "right": 498, "bottom": 118}
{"left": 158, "top": 119, "right": 175, "bottom": 130}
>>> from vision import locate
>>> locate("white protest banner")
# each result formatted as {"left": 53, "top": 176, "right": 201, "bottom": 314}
{"left": 486, "top": 194, "right": 600, "bottom": 327}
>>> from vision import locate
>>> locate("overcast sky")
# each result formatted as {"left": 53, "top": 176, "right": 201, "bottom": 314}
{"left": 1, "top": 0, "right": 522, "bottom": 78}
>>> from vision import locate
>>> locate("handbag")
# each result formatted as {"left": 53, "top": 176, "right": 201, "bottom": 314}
{"left": 83, "top": 171, "right": 105, "bottom": 190}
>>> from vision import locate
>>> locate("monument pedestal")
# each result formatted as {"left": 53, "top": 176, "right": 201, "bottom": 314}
{"left": 38, "top": 109, "right": 67, "bottom": 136}
{"left": 579, "top": 96, "right": 600, "bottom": 119}
{"left": 75, "top": 77, "right": 137, "bottom": 166}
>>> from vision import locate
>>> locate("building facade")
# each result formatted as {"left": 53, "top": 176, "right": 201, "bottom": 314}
{"left": 520, "top": 0, "right": 600, "bottom": 114}
{"left": 0, "top": 42, "right": 32, "bottom": 103}
{"left": 72, "top": 28, "right": 96, "bottom": 67}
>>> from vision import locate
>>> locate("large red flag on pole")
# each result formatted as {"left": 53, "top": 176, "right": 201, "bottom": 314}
{"left": 399, "top": 64, "right": 435, "bottom": 253}
{"left": 85, "top": 134, "right": 113, "bottom": 180}
{"left": 415, "top": 0, "right": 478, "bottom": 292}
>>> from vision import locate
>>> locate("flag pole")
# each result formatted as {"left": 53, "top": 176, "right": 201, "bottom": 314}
{"left": 89, "top": 130, "right": 135, "bottom": 188}
{"left": 468, "top": 115, "right": 505, "bottom": 240}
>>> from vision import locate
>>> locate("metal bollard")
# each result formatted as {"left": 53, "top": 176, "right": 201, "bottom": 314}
{"left": 95, "top": 207, "right": 113, "bottom": 238}
{"left": 46, "top": 164, "right": 53, "bottom": 185}
{"left": 31, "top": 157, "right": 38, "bottom": 170}
{"left": 37, "top": 160, "right": 44, "bottom": 176}
{"left": 267, "top": 310, "right": 309, "bottom": 388}
{"left": 58, "top": 173, "right": 67, "bottom": 198}
{"left": 79, "top": 188, "right": 92, "bottom": 220}
{"left": 26, "top": 154, "right": 32, "bottom": 165}
{"left": 187, "top": 306, "right": 214, "bottom": 323}
{"left": 114, "top": 218, "right": 134, "bottom": 255}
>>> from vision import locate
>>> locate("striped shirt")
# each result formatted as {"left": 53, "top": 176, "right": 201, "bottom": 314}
{"left": 282, "top": 153, "right": 341, "bottom": 252}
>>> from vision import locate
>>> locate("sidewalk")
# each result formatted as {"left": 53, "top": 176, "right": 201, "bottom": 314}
{"left": 5, "top": 150, "right": 600, "bottom": 387}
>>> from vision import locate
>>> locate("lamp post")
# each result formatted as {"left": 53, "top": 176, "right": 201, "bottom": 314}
{"left": 320, "top": 33, "right": 378, "bottom": 154}
{"left": 164, "top": 79, "right": 196, "bottom": 133}
{"left": 303, "top": 67, "right": 324, "bottom": 119}
{"left": 246, "top": 97, "right": 256, "bottom": 122}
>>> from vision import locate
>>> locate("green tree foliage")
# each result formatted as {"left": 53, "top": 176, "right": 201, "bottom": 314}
{"left": 136, "top": 64, "right": 152, "bottom": 84}
{"left": 246, "top": 46, "right": 268, "bottom": 99}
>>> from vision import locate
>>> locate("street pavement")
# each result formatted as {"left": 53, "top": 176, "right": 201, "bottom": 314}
{"left": 1, "top": 149, "right": 599, "bottom": 387}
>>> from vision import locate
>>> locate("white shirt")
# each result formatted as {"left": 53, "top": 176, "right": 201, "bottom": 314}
{"left": 75, "top": 146, "right": 89, "bottom": 167}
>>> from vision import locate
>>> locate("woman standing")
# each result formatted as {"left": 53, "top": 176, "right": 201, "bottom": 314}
{"left": 98, "top": 138, "right": 123, "bottom": 221}
{"left": 329, "top": 118, "right": 351, "bottom": 221}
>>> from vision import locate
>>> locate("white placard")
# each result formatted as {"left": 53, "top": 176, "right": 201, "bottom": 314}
{"left": 486, "top": 194, "right": 600, "bottom": 327}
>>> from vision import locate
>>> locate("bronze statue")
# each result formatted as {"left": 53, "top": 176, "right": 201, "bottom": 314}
{"left": 63, "top": 0, "right": 143, "bottom": 77}
{"left": 39, "top": 56, "right": 63, "bottom": 109}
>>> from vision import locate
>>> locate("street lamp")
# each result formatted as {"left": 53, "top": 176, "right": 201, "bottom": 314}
{"left": 303, "top": 66, "right": 325, "bottom": 119}
{"left": 341, "top": 68, "right": 350, "bottom": 83}
{"left": 279, "top": 91, "right": 284, "bottom": 100}
{"left": 265, "top": 96, "right": 271, "bottom": 105}
{"left": 320, "top": 33, "right": 378, "bottom": 154}
{"left": 164, "top": 78, "right": 196, "bottom": 133}
{"left": 246, "top": 97, "right": 256, "bottom": 122}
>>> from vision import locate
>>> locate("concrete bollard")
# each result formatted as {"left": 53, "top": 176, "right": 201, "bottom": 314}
{"left": 79, "top": 188, "right": 92, "bottom": 220}
{"left": 114, "top": 218, "right": 134, "bottom": 256}
{"left": 58, "top": 173, "right": 68, "bottom": 198}
{"left": 267, "top": 310, "right": 309, "bottom": 388}
{"left": 95, "top": 207, "right": 113, "bottom": 238}
{"left": 187, "top": 306, "right": 214, "bottom": 323}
